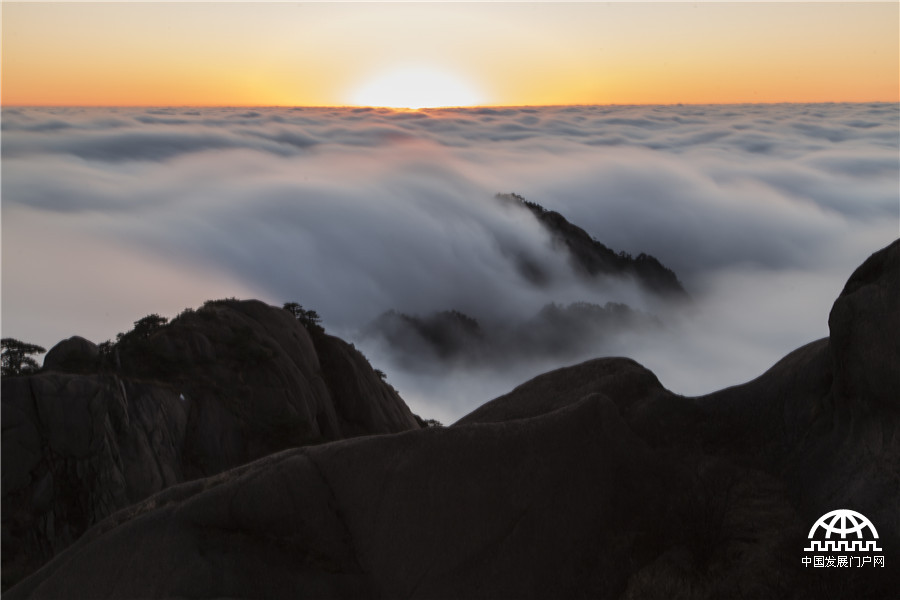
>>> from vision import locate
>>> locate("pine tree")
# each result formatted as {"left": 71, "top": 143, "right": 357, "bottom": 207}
{"left": 1, "top": 338, "right": 46, "bottom": 376}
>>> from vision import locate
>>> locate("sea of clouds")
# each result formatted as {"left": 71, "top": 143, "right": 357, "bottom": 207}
{"left": 2, "top": 104, "right": 897, "bottom": 422}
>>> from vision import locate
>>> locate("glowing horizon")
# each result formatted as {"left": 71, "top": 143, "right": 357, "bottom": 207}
{"left": 347, "top": 66, "right": 487, "bottom": 109}
{"left": 2, "top": 2, "right": 898, "bottom": 107}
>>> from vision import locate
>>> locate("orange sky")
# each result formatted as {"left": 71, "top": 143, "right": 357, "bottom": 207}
{"left": 2, "top": 2, "right": 898, "bottom": 107}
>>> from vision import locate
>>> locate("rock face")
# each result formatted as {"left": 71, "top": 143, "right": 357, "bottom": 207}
{"left": 6, "top": 241, "right": 900, "bottom": 599}
{"left": 497, "top": 193, "right": 688, "bottom": 298}
{"left": 1, "top": 300, "right": 419, "bottom": 590}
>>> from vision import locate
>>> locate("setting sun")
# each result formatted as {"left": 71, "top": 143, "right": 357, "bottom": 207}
{"left": 348, "top": 66, "right": 485, "bottom": 109}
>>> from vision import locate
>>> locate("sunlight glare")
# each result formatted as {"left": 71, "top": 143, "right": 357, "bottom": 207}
{"left": 349, "top": 67, "right": 484, "bottom": 109}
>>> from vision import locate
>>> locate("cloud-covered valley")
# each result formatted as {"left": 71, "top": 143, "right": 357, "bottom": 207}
{"left": 3, "top": 104, "right": 897, "bottom": 421}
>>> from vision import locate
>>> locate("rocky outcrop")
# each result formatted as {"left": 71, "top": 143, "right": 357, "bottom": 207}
{"left": 828, "top": 239, "right": 900, "bottom": 415}
{"left": 314, "top": 332, "right": 423, "bottom": 438}
{"left": 40, "top": 336, "right": 99, "bottom": 373}
{"left": 1, "top": 299, "right": 419, "bottom": 590}
{"left": 6, "top": 242, "right": 899, "bottom": 599}
{"left": 497, "top": 193, "right": 688, "bottom": 298}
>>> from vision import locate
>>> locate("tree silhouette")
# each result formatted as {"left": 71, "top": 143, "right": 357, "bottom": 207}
{"left": 283, "top": 302, "right": 324, "bottom": 334}
{"left": 131, "top": 314, "right": 168, "bottom": 339}
{"left": 1, "top": 338, "right": 46, "bottom": 376}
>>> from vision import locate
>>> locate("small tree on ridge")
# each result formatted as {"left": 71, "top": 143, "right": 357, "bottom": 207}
{"left": 283, "top": 302, "right": 324, "bottom": 334}
{"left": 1, "top": 338, "right": 46, "bottom": 376}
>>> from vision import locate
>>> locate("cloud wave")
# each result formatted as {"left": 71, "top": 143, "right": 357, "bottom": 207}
{"left": 2, "top": 104, "right": 897, "bottom": 421}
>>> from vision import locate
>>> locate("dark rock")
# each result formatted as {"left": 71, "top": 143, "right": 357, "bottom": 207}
{"left": 456, "top": 355, "right": 672, "bottom": 426}
{"left": 314, "top": 333, "right": 420, "bottom": 437}
{"left": 7, "top": 242, "right": 900, "bottom": 599}
{"left": 828, "top": 239, "right": 900, "bottom": 415}
{"left": 497, "top": 193, "right": 688, "bottom": 298}
{"left": 42, "top": 336, "right": 99, "bottom": 373}
{"left": 1, "top": 300, "right": 419, "bottom": 590}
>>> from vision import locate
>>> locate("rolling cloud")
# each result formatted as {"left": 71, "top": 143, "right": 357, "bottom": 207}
{"left": 2, "top": 104, "right": 897, "bottom": 422}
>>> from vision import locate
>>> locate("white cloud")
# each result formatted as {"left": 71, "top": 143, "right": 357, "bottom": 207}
{"left": 2, "top": 104, "right": 897, "bottom": 420}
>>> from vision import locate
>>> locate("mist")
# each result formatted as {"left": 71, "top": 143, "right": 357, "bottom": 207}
{"left": 2, "top": 104, "right": 897, "bottom": 422}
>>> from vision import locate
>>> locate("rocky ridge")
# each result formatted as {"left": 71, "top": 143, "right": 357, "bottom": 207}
{"left": 1, "top": 299, "right": 419, "bottom": 589}
{"left": 5, "top": 241, "right": 899, "bottom": 599}
{"left": 497, "top": 192, "right": 688, "bottom": 298}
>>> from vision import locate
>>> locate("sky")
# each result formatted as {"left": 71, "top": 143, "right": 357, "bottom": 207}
{"left": 2, "top": 2, "right": 898, "bottom": 107}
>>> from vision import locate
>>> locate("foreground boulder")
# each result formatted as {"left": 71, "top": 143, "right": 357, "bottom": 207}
{"left": 1, "top": 300, "right": 419, "bottom": 589}
{"left": 7, "top": 241, "right": 900, "bottom": 599}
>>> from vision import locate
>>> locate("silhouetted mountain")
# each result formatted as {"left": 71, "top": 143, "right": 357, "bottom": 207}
{"left": 357, "top": 193, "right": 684, "bottom": 373}
{"left": 363, "top": 309, "right": 485, "bottom": 363}
{"left": 1, "top": 299, "right": 419, "bottom": 589}
{"left": 526, "top": 301, "right": 662, "bottom": 355}
{"left": 363, "top": 301, "right": 661, "bottom": 370}
{"left": 497, "top": 192, "right": 688, "bottom": 298}
{"left": 6, "top": 241, "right": 897, "bottom": 599}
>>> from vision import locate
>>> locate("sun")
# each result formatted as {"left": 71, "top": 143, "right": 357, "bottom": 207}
{"left": 348, "top": 66, "right": 485, "bottom": 109}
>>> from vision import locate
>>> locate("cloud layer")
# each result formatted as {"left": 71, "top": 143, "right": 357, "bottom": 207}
{"left": 3, "top": 104, "right": 897, "bottom": 422}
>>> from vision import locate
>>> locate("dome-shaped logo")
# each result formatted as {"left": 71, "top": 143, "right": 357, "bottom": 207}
{"left": 804, "top": 509, "right": 882, "bottom": 552}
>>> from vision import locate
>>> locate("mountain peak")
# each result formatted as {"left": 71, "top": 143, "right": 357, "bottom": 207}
{"left": 1, "top": 298, "right": 420, "bottom": 589}
{"left": 496, "top": 192, "right": 688, "bottom": 298}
